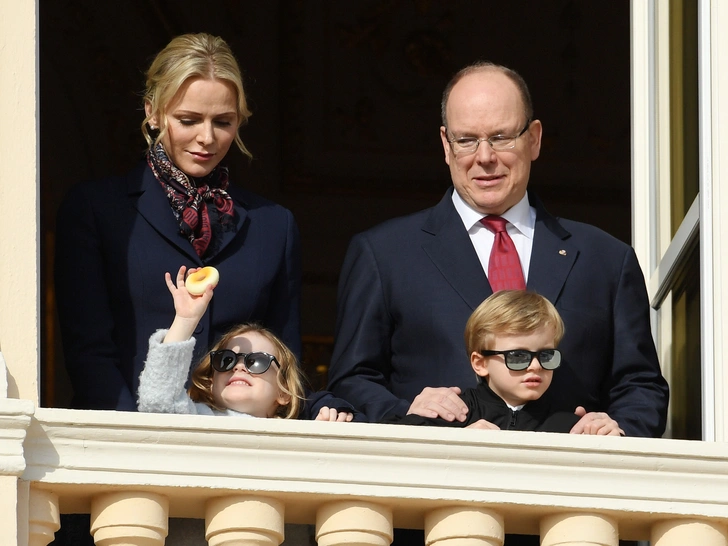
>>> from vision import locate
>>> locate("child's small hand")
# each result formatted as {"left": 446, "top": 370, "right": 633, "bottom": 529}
{"left": 465, "top": 419, "right": 500, "bottom": 430}
{"left": 315, "top": 407, "right": 354, "bottom": 422}
{"left": 166, "top": 266, "right": 213, "bottom": 321}
{"left": 162, "top": 266, "right": 214, "bottom": 343}
{"left": 570, "top": 406, "right": 625, "bottom": 436}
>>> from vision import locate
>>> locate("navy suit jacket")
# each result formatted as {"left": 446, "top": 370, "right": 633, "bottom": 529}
{"left": 55, "top": 161, "right": 301, "bottom": 411}
{"left": 328, "top": 187, "right": 668, "bottom": 437}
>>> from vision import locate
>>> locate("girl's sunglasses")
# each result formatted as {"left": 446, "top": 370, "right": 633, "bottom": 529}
{"left": 209, "top": 349, "right": 280, "bottom": 374}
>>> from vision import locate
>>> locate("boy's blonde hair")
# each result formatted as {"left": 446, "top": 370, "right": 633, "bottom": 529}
{"left": 189, "top": 323, "right": 305, "bottom": 419}
{"left": 465, "top": 290, "right": 564, "bottom": 354}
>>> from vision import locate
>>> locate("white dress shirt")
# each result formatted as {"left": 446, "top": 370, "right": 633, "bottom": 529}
{"left": 451, "top": 190, "right": 536, "bottom": 283}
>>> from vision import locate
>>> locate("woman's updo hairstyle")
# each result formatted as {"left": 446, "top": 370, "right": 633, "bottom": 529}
{"left": 142, "top": 33, "right": 252, "bottom": 159}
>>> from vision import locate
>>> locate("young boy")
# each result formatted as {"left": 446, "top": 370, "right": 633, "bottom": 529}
{"left": 391, "top": 290, "right": 623, "bottom": 434}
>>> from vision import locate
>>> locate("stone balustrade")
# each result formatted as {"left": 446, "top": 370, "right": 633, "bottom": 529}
{"left": 2, "top": 403, "right": 728, "bottom": 545}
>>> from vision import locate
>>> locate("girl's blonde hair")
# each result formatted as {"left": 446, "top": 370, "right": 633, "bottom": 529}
{"left": 189, "top": 323, "right": 305, "bottom": 419}
{"left": 465, "top": 290, "right": 565, "bottom": 355}
{"left": 141, "top": 32, "right": 253, "bottom": 159}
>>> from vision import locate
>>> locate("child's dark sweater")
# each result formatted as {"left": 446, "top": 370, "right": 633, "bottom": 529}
{"left": 390, "top": 381, "right": 579, "bottom": 432}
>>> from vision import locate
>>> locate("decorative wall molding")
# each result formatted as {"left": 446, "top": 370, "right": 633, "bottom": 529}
{"left": 21, "top": 407, "right": 728, "bottom": 539}
{"left": 0, "top": 398, "right": 35, "bottom": 477}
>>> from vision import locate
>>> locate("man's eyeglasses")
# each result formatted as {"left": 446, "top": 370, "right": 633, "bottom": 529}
{"left": 447, "top": 119, "right": 532, "bottom": 156}
{"left": 479, "top": 348, "right": 561, "bottom": 371}
{"left": 209, "top": 349, "right": 280, "bottom": 374}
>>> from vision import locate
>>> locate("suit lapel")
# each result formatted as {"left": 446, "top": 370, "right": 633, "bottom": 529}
{"left": 211, "top": 184, "right": 248, "bottom": 260}
{"left": 526, "top": 194, "right": 578, "bottom": 303}
{"left": 419, "top": 188, "right": 578, "bottom": 309}
{"left": 421, "top": 189, "right": 492, "bottom": 310}
{"left": 130, "top": 163, "right": 249, "bottom": 264}
{"left": 130, "top": 164, "right": 202, "bottom": 264}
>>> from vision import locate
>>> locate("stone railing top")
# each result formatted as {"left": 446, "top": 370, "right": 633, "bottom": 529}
{"left": 20, "top": 407, "right": 728, "bottom": 538}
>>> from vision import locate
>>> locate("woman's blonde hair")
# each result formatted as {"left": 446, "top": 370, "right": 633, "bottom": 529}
{"left": 141, "top": 32, "right": 252, "bottom": 159}
{"left": 189, "top": 323, "right": 305, "bottom": 419}
{"left": 464, "top": 290, "right": 564, "bottom": 355}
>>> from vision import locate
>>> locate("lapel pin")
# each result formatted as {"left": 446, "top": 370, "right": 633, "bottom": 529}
{"left": 559, "top": 250, "right": 567, "bottom": 256}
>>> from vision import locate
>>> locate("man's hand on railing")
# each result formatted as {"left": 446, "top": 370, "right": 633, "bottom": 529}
{"left": 407, "top": 386, "right": 469, "bottom": 422}
{"left": 571, "top": 406, "right": 625, "bottom": 436}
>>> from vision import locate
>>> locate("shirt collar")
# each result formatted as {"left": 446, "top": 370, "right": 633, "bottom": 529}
{"left": 451, "top": 189, "right": 535, "bottom": 238}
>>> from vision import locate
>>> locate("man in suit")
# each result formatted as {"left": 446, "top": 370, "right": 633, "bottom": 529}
{"left": 328, "top": 61, "right": 668, "bottom": 439}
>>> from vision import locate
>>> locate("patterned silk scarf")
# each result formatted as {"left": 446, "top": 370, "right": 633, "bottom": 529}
{"left": 147, "top": 143, "right": 235, "bottom": 258}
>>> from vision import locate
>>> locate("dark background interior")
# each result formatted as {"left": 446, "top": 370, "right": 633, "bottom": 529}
{"left": 40, "top": 0, "right": 631, "bottom": 406}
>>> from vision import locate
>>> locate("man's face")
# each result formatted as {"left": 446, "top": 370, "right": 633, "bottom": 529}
{"left": 440, "top": 69, "right": 542, "bottom": 216}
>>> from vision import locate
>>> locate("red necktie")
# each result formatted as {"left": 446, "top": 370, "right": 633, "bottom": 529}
{"left": 480, "top": 216, "right": 526, "bottom": 292}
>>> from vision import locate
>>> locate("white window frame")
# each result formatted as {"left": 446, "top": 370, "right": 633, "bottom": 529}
{"left": 631, "top": 0, "right": 728, "bottom": 441}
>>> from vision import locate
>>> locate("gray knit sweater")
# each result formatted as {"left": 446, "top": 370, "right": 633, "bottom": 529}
{"left": 137, "top": 329, "right": 253, "bottom": 418}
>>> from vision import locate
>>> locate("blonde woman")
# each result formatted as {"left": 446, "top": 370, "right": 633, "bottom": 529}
{"left": 55, "top": 34, "right": 338, "bottom": 415}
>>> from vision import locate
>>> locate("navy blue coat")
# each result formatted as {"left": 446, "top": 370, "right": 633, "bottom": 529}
{"left": 55, "top": 161, "right": 301, "bottom": 411}
{"left": 328, "top": 187, "right": 669, "bottom": 437}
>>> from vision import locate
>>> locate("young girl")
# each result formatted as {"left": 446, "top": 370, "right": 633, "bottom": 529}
{"left": 138, "top": 266, "right": 354, "bottom": 421}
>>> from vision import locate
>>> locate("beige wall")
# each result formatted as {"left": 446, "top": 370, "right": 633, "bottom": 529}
{"left": 0, "top": 1, "right": 39, "bottom": 403}
{"left": 0, "top": 476, "right": 20, "bottom": 546}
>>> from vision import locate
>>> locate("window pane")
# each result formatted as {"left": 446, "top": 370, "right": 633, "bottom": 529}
{"left": 669, "top": 0, "right": 699, "bottom": 235}
{"left": 669, "top": 242, "right": 701, "bottom": 439}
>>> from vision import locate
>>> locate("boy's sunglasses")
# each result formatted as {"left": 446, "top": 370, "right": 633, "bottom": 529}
{"left": 209, "top": 350, "right": 280, "bottom": 374}
{"left": 479, "top": 349, "right": 562, "bottom": 371}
